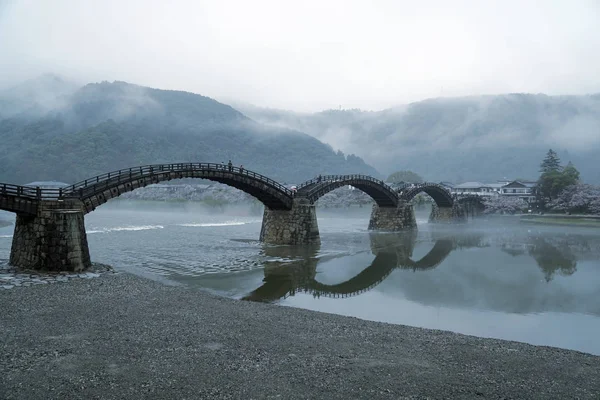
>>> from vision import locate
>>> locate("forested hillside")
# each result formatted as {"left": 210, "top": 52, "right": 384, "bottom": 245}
{"left": 239, "top": 94, "right": 600, "bottom": 184}
{"left": 0, "top": 77, "right": 378, "bottom": 184}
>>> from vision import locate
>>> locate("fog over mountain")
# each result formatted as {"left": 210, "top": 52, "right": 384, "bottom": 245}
{"left": 3, "top": 74, "right": 599, "bottom": 186}
{"left": 1, "top": 1, "right": 600, "bottom": 185}
{"left": 238, "top": 94, "right": 600, "bottom": 184}
{"left": 0, "top": 75, "right": 377, "bottom": 184}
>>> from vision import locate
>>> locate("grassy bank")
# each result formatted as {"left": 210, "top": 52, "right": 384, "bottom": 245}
{"left": 521, "top": 214, "right": 600, "bottom": 227}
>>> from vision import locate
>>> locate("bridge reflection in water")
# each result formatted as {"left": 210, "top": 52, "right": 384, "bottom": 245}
{"left": 242, "top": 232, "right": 481, "bottom": 303}
{"left": 242, "top": 228, "right": 587, "bottom": 303}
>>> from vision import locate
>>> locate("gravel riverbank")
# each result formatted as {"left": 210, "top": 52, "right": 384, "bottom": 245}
{"left": 1, "top": 273, "right": 599, "bottom": 399}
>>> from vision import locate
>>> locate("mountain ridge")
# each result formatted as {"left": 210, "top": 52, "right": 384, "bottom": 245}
{"left": 237, "top": 93, "right": 600, "bottom": 184}
{"left": 0, "top": 77, "right": 379, "bottom": 184}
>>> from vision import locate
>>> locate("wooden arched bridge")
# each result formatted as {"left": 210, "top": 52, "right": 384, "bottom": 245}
{"left": 0, "top": 163, "right": 294, "bottom": 215}
{"left": 0, "top": 162, "right": 466, "bottom": 271}
{"left": 1, "top": 164, "right": 464, "bottom": 215}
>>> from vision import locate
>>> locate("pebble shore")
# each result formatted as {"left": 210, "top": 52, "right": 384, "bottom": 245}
{"left": 0, "top": 263, "right": 113, "bottom": 290}
{"left": 1, "top": 271, "right": 599, "bottom": 399}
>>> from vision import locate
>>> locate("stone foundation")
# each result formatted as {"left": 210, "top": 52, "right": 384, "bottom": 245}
{"left": 429, "top": 203, "right": 466, "bottom": 223}
{"left": 259, "top": 198, "right": 320, "bottom": 245}
{"left": 368, "top": 202, "right": 417, "bottom": 231}
{"left": 9, "top": 200, "right": 91, "bottom": 271}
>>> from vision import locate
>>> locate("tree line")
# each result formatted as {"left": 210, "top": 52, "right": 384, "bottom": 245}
{"left": 536, "top": 149, "right": 599, "bottom": 215}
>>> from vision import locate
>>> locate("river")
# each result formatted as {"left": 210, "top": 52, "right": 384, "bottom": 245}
{"left": 1, "top": 201, "right": 599, "bottom": 355}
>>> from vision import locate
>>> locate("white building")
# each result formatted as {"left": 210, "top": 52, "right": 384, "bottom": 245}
{"left": 450, "top": 180, "right": 537, "bottom": 202}
{"left": 451, "top": 182, "right": 499, "bottom": 197}
{"left": 499, "top": 181, "right": 537, "bottom": 202}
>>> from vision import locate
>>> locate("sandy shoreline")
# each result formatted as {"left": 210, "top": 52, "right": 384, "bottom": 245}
{"left": 1, "top": 272, "right": 599, "bottom": 399}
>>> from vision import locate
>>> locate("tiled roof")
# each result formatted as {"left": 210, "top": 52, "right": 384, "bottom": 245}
{"left": 453, "top": 182, "right": 490, "bottom": 189}
{"left": 503, "top": 180, "right": 537, "bottom": 188}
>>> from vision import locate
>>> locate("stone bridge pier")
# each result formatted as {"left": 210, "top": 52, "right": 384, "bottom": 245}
{"left": 260, "top": 198, "right": 320, "bottom": 245}
{"left": 10, "top": 200, "right": 91, "bottom": 271}
{"left": 368, "top": 202, "right": 417, "bottom": 231}
{"left": 260, "top": 198, "right": 417, "bottom": 246}
{"left": 429, "top": 203, "right": 466, "bottom": 223}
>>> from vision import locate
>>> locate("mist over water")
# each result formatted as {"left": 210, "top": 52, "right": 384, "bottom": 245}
{"left": 1, "top": 202, "right": 599, "bottom": 354}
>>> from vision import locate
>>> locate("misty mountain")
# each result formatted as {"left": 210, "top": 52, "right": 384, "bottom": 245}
{"left": 0, "top": 73, "right": 79, "bottom": 119}
{"left": 0, "top": 77, "right": 378, "bottom": 184}
{"left": 238, "top": 94, "right": 600, "bottom": 184}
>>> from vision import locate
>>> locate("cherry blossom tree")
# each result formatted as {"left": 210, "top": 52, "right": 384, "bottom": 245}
{"left": 482, "top": 196, "right": 529, "bottom": 214}
{"left": 548, "top": 184, "right": 600, "bottom": 215}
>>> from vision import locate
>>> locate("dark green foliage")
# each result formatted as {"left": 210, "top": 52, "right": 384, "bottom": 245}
{"left": 0, "top": 81, "right": 379, "bottom": 184}
{"left": 539, "top": 149, "right": 561, "bottom": 173}
{"left": 562, "top": 161, "right": 580, "bottom": 183}
{"left": 386, "top": 170, "right": 424, "bottom": 183}
{"left": 537, "top": 151, "right": 581, "bottom": 203}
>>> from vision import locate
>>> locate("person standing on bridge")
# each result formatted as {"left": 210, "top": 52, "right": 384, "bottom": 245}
{"left": 228, "top": 160, "right": 233, "bottom": 172}
{"left": 240, "top": 164, "right": 244, "bottom": 173}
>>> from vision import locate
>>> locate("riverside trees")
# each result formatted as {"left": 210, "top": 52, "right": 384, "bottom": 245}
{"left": 536, "top": 149, "right": 600, "bottom": 215}
{"left": 548, "top": 184, "right": 600, "bottom": 215}
{"left": 537, "top": 149, "right": 581, "bottom": 204}
{"left": 482, "top": 150, "right": 599, "bottom": 215}
{"left": 482, "top": 196, "right": 529, "bottom": 214}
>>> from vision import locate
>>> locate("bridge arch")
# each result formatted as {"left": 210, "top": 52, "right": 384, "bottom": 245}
{"left": 398, "top": 183, "right": 454, "bottom": 208}
{"left": 296, "top": 175, "right": 398, "bottom": 207}
{"left": 59, "top": 163, "right": 294, "bottom": 213}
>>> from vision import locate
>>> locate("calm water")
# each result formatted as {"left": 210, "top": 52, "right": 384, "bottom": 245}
{"left": 1, "top": 202, "right": 599, "bottom": 355}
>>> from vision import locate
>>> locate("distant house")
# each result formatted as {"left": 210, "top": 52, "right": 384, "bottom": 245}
{"left": 500, "top": 181, "right": 537, "bottom": 202}
{"left": 450, "top": 180, "right": 537, "bottom": 202}
{"left": 487, "top": 183, "right": 505, "bottom": 194}
{"left": 451, "top": 182, "right": 498, "bottom": 197}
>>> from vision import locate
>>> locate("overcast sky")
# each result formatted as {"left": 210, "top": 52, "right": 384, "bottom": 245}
{"left": 1, "top": 0, "right": 599, "bottom": 111}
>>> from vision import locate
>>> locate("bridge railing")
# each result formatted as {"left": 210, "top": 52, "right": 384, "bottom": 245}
{"left": 1, "top": 183, "right": 63, "bottom": 200}
{"left": 62, "top": 163, "right": 293, "bottom": 198}
{"left": 297, "top": 174, "right": 389, "bottom": 191}
{"left": 3, "top": 168, "right": 398, "bottom": 203}
{"left": 397, "top": 182, "right": 451, "bottom": 194}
